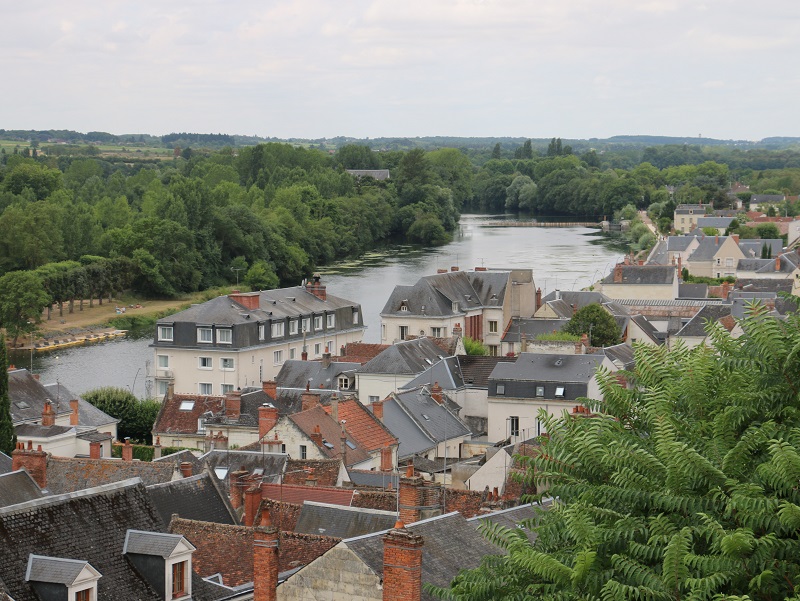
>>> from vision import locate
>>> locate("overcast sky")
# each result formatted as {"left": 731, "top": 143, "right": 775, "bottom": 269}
{"left": 2, "top": 1, "right": 798, "bottom": 140}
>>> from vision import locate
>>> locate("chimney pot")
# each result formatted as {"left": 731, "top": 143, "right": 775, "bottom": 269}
{"left": 122, "top": 438, "right": 133, "bottom": 461}
{"left": 180, "top": 461, "right": 193, "bottom": 478}
{"left": 262, "top": 380, "right": 277, "bottom": 399}
{"left": 41, "top": 399, "right": 56, "bottom": 427}
{"left": 69, "top": 399, "right": 79, "bottom": 426}
{"left": 613, "top": 264, "right": 623, "bottom": 283}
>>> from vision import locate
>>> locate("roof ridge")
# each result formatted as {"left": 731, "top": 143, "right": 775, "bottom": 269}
{"left": 0, "top": 477, "right": 144, "bottom": 515}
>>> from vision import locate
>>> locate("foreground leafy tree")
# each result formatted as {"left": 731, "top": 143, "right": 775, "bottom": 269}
{"left": 432, "top": 305, "right": 800, "bottom": 601}
{"left": 564, "top": 303, "right": 621, "bottom": 347}
{"left": 82, "top": 387, "right": 159, "bottom": 444}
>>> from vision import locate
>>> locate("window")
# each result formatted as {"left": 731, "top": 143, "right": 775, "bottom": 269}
{"left": 197, "top": 327, "right": 213, "bottom": 343}
{"left": 452, "top": 302, "right": 459, "bottom": 312}
{"left": 327, "top": 340, "right": 334, "bottom": 353}
{"left": 172, "top": 440, "right": 182, "bottom": 447}
{"left": 352, "top": 309, "right": 359, "bottom": 323}
{"left": 399, "top": 325, "right": 409, "bottom": 340}
{"left": 273, "top": 350, "right": 283, "bottom": 365}
{"left": 157, "top": 380, "right": 170, "bottom": 396}
{"left": 338, "top": 375, "right": 349, "bottom": 389}
{"left": 496, "top": 383, "right": 505, "bottom": 395}
{"left": 220, "top": 357, "right": 234, "bottom": 370}
{"left": 314, "top": 315, "right": 322, "bottom": 330}
{"left": 536, "top": 386, "right": 545, "bottom": 397}
{"left": 510, "top": 416, "right": 520, "bottom": 437}
{"left": 158, "top": 326, "right": 173, "bottom": 341}
{"left": 75, "top": 589, "right": 91, "bottom": 601}
{"left": 199, "top": 383, "right": 212, "bottom": 395}
{"left": 716, "top": 258, "right": 721, "bottom": 265}
{"left": 382, "top": 324, "right": 386, "bottom": 339}
{"left": 221, "top": 383, "right": 234, "bottom": 394}
{"left": 368, "top": 395, "right": 379, "bottom": 403}
{"left": 281, "top": 444, "right": 286, "bottom": 454}
{"left": 314, "top": 343, "right": 321, "bottom": 356}
{"left": 289, "top": 347, "right": 296, "bottom": 359}
{"left": 726, "top": 257, "right": 734, "bottom": 267}
{"left": 489, "top": 320, "right": 498, "bottom": 333}
{"left": 327, "top": 313, "right": 335, "bottom": 328}
{"left": 289, "top": 320, "right": 298, "bottom": 335}
{"left": 272, "top": 322, "right": 284, "bottom": 337}
{"left": 555, "top": 386, "right": 565, "bottom": 398}
{"left": 302, "top": 317, "right": 311, "bottom": 333}
{"left": 157, "top": 354, "right": 169, "bottom": 369}
{"left": 488, "top": 345, "right": 499, "bottom": 356}
{"left": 199, "top": 356, "right": 212, "bottom": 369}
{"left": 258, "top": 324, "right": 265, "bottom": 340}
{"left": 431, "top": 327, "right": 445, "bottom": 337}
{"left": 179, "top": 400, "right": 195, "bottom": 411}
{"left": 217, "top": 329, "right": 232, "bottom": 344}
{"left": 400, "top": 304, "right": 409, "bottom": 312}
{"left": 300, "top": 444, "right": 307, "bottom": 459}
{"left": 172, "top": 560, "right": 187, "bottom": 598}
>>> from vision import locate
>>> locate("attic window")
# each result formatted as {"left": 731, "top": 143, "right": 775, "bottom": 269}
{"left": 400, "top": 303, "right": 409, "bottom": 312}
{"left": 323, "top": 441, "right": 335, "bottom": 449}
{"left": 14, "top": 401, "right": 30, "bottom": 409}
{"left": 346, "top": 440, "right": 357, "bottom": 450}
{"left": 179, "top": 401, "right": 195, "bottom": 411}
{"left": 555, "top": 386, "right": 565, "bottom": 398}
{"left": 422, "top": 414, "right": 430, "bottom": 421}
{"left": 214, "top": 467, "right": 228, "bottom": 479}
{"left": 536, "top": 386, "right": 545, "bottom": 397}
{"left": 496, "top": 384, "right": 505, "bottom": 395}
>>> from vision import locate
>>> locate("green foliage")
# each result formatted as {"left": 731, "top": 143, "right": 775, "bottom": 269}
{"left": 564, "top": 303, "right": 621, "bottom": 347}
{"left": 82, "top": 387, "right": 160, "bottom": 444}
{"left": 755, "top": 222, "right": 781, "bottom": 240}
{"left": 535, "top": 332, "right": 580, "bottom": 342}
{"left": 463, "top": 336, "right": 488, "bottom": 356}
{"left": 0, "top": 333, "right": 16, "bottom": 455}
{"left": 111, "top": 442, "right": 155, "bottom": 461}
{"left": 0, "top": 271, "right": 50, "bottom": 345}
{"left": 432, "top": 304, "right": 800, "bottom": 601}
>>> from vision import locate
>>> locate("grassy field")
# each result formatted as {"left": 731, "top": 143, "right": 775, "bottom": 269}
{"left": 0, "top": 138, "right": 175, "bottom": 160}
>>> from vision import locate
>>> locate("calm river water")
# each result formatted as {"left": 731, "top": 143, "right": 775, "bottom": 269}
{"left": 15, "top": 214, "right": 623, "bottom": 397}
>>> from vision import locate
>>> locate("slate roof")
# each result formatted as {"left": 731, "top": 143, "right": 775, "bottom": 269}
{"left": 457, "top": 355, "right": 517, "bottom": 387}
{"left": 261, "top": 483, "right": 355, "bottom": 506}
{"left": 42, "top": 383, "right": 117, "bottom": 429}
{"left": 289, "top": 406, "right": 371, "bottom": 466}
{"left": 539, "top": 290, "right": 613, "bottom": 318}
{"left": 688, "top": 236, "right": 733, "bottom": 262}
{"left": 734, "top": 279, "right": 793, "bottom": 294}
{"left": 467, "top": 502, "right": 550, "bottom": 545}
{"left": 294, "top": 502, "right": 396, "bottom": 538}
{"left": 0, "top": 471, "right": 44, "bottom": 508}
{"left": 602, "top": 265, "right": 676, "bottom": 285}
{"left": 400, "top": 356, "right": 466, "bottom": 391}
{"left": 501, "top": 318, "right": 569, "bottom": 343}
{"left": 738, "top": 239, "right": 784, "bottom": 258}
{"left": 697, "top": 216, "right": 734, "bottom": 229}
{"left": 152, "top": 449, "right": 203, "bottom": 474}
{"left": 0, "top": 479, "right": 225, "bottom": 601}
{"left": 15, "top": 424, "right": 73, "bottom": 438}
{"left": 147, "top": 471, "right": 238, "bottom": 526}
{"left": 25, "top": 555, "right": 94, "bottom": 585}
{"left": 629, "top": 314, "right": 661, "bottom": 345}
{"left": 321, "top": 398, "right": 397, "bottom": 453}
{"left": 599, "top": 344, "right": 636, "bottom": 370}
{"left": 679, "top": 283, "right": 708, "bottom": 299}
{"left": 198, "top": 450, "right": 288, "bottom": 484}
{"left": 123, "top": 530, "right": 190, "bottom": 558}
{"left": 379, "top": 398, "right": 436, "bottom": 458}
{"left": 346, "top": 469, "right": 398, "bottom": 489}
{"left": 0, "top": 453, "right": 10, "bottom": 475}
{"left": 44, "top": 456, "right": 176, "bottom": 495}
{"left": 667, "top": 236, "right": 699, "bottom": 252}
{"left": 357, "top": 337, "right": 447, "bottom": 375}
{"left": 345, "top": 512, "right": 502, "bottom": 601}
{"left": 8, "top": 369, "right": 71, "bottom": 425}
{"left": 490, "top": 353, "right": 605, "bottom": 383}
{"left": 751, "top": 194, "right": 785, "bottom": 203}
{"left": 674, "top": 305, "right": 734, "bottom": 337}
{"left": 675, "top": 204, "right": 709, "bottom": 214}
{"left": 276, "top": 359, "right": 361, "bottom": 391}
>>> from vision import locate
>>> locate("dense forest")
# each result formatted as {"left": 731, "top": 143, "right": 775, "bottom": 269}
{"left": 1, "top": 134, "right": 800, "bottom": 340}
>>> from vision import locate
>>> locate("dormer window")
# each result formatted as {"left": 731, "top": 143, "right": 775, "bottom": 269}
{"left": 26, "top": 554, "right": 102, "bottom": 601}
{"left": 452, "top": 302, "right": 459, "bottom": 312}
{"left": 338, "top": 375, "right": 349, "bottom": 389}
{"left": 400, "top": 300, "right": 409, "bottom": 312}
{"left": 555, "top": 386, "right": 565, "bottom": 398}
{"left": 124, "top": 530, "right": 195, "bottom": 600}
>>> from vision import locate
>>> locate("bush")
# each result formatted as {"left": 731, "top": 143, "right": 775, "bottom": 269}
{"left": 463, "top": 336, "right": 488, "bottom": 356}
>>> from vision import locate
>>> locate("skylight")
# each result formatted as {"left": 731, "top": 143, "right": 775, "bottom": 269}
{"left": 14, "top": 401, "right": 30, "bottom": 409}
{"left": 422, "top": 414, "right": 430, "bottom": 420}
{"left": 179, "top": 401, "right": 195, "bottom": 411}
{"left": 346, "top": 440, "right": 357, "bottom": 450}
{"left": 555, "top": 386, "right": 565, "bottom": 397}
{"left": 214, "top": 467, "right": 228, "bottom": 479}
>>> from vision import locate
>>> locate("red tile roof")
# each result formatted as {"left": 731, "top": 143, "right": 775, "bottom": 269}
{"left": 261, "top": 483, "right": 355, "bottom": 506}
{"left": 153, "top": 394, "right": 225, "bottom": 434}
{"left": 289, "top": 406, "right": 371, "bottom": 465}
{"left": 322, "top": 399, "right": 397, "bottom": 453}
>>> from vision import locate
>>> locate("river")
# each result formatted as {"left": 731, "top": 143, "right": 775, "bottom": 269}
{"left": 14, "top": 214, "right": 624, "bottom": 397}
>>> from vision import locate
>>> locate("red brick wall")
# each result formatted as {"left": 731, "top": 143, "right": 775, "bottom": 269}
{"left": 351, "top": 490, "right": 397, "bottom": 512}
{"left": 442, "top": 489, "right": 485, "bottom": 518}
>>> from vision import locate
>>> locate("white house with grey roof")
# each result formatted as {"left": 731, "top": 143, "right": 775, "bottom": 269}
{"left": 486, "top": 353, "right": 615, "bottom": 442}
{"left": 596, "top": 264, "right": 679, "bottom": 300}
{"left": 152, "top": 275, "right": 365, "bottom": 396}
{"left": 380, "top": 267, "right": 535, "bottom": 356}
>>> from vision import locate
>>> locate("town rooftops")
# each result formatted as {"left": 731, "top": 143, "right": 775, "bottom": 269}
{"left": 687, "top": 236, "right": 735, "bottom": 261}
{"left": 261, "top": 482, "right": 355, "bottom": 506}
{"left": 697, "top": 216, "right": 734, "bottom": 229}
{"left": 675, "top": 204, "right": 709, "bottom": 214}
{"left": 0, "top": 471, "right": 44, "bottom": 508}
{"left": 197, "top": 450, "right": 288, "bottom": 484}
{"left": 490, "top": 353, "right": 605, "bottom": 383}
{"left": 345, "top": 169, "right": 390, "bottom": 180}
{"left": 738, "top": 239, "right": 784, "bottom": 258}
{"left": 602, "top": 265, "right": 676, "bottom": 285}
{"left": 400, "top": 356, "right": 465, "bottom": 391}
{"left": 357, "top": 337, "right": 447, "bottom": 375}
{"left": 321, "top": 397, "right": 397, "bottom": 453}
{"left": 146, "top": 471, "right": 238, "bottom": 526}
{"left": 42, "top": 455, "right": 176, "bottom": 495}
{"left": 674, "top": 305, "right": 735, "bottom": 337}
{"left": 501, "top": 317, "right": 569, "bottom": 342}
{"left": 43, "top": 383, "right": 118, "bottom": 429}
{"left": 289, "top": 405, "right": 371, "bottom": 465}
{"left": 25, "top": 554, "right": 100, "bottom": 586}
{"left": 457, "top": 355, "right": 517, "bottom": 387}
{"left": 294, "top": 501, "right": 396, "bottom": 539}
{"left": 0, "top": 453, "right": 10, "bottom": 475}
{"left": 8, "top": 369, "right": 72, "bottom": 424}
{"left": 276, "top": 358, "right": 361, "bottom": 391}
{"left": 678, "top": 283, "right": 709, "bottom": 299}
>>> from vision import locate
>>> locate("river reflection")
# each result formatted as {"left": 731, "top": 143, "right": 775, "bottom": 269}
{"left": 19, "top": 214, "right": 623, "bottom": 396}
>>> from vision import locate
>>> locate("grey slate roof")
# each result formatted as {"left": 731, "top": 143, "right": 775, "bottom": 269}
{"left": 675, "top": 204, "right": 708, "bottom": 214}
{"left": 752, "top": 194, "right": 785, "bottom": 203}
{"left": 8, "top": 369, "right": 71, "bottom": 425}
{"left": 276, "top": 359, "right": 361, "bottom": 391}
{"left": 467, "top": 502, "right": 550, "bottom": 544}
{"left": 674, "top": 305, "right": 734, "bottom": 337}
{"left": 345, "top": 169, "right": 390, "bottom": 180}
{"left": 123, "top": 529, "right": 190, "bottom": 558}
{"left": 734, "top": 279, "right": 793, "bottom": 294}
{"left": 197, "top": 450, "right": 288, "bottom": 484}
{"left": 540, "top": 290, "right": 612, "bottom": 318}
{"left": 457, "top": 355, "right": 516, "bottom": 387}
{"left": 346, "top": 469, "right": 399, "bottom": 489}
{"left": 0, "top": 479, "right": 225, "bottom": 601}
{"left": 629, "top": 315, "right": 661, "bottom": 345}
{"left": 738, "top": 239, "right": 784, "bottom": 258}
{"left": 490, "top": 353, "right": 605, "bottom": 383}
{"left": 42, "top": 383, "right": 117, "bottom": 429}
{"left": 667, "top": 236, "right": 699, "bottom": 251}
{"left": 345, "top": 512, "right": 502, "bottom": 601}
{"left": 502, "top": 318, "right": 568, "bottom": 342}
{"left": 25, "top": 555, "right": 93, "bottom": 585}
{"left": 294, "top": 501, "right": 396, "bottom": 538}
{"left": 679, "top": 283, "right": 708, "bottom": 299}
{"left": 688, "top": 236, "right": 732, "bottom": 262}
{"left": 697, "top": 216, "right": 734, "bottom": 229}
{"left": 153, "top": 449, "right": 202, "bottom": 474}
{"left": 0, "top": 471, "right": 44, "bottom": 508}
{"left": 392, "top": 386, "right": 471, "bottom": 446}
{"left": 358, "top": 337, "right": 447, "bottom": 375}
{"left": 0, "top": 454, "right": 10, "bottom": 476}
{"left": 14, "top": 424, "right": 73, "bottom": 438}
{"left": 400, "top": 357, "right": 465, "bottom": 391}
{"left": 147, "top": 471, "right": 238, "bottom": 527}
{"left": 602, "top": 265, "right": 676, "bottom": 285}
{"left": 600, "top": 344, "right": 636, "bottom": 370}
{"left": 379, "top": 399, "right": 436, "bottom": 458}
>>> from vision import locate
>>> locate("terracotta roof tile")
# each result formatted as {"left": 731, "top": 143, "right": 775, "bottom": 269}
{"left": 261, "top": 483, "right": 355, "bottom": 506}
{"left": 322, "top": 399, "right": 397, "bottom": 453}
{"left": 288, "top": 406, "right": 371, "bottom": 466}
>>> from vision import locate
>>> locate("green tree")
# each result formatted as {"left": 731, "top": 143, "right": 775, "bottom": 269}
{"left": 0, "top": 271, "right": 50, "bottom": 346}
{"left": 433, "top": 305, "right": 800, "bottom": 601}
{"left": 81, "top": 387, "right": 160, "bottom": 444}
{"left": 0, "top": 333, "right": 16, "bottom": 455}
{"left": 244, "top": 260, "right": 279, "bottom": 290}
{"left": 563, "top": 303, "right": 621, "bottom": 347}
{"left": 491, "top": 143, "right": 502, "bottom": 159}
{"left": 463, "top": 336, "right": 487, "bottom": 356}
{"left": 756, "top": 222, "right": 781, "bottom": 240}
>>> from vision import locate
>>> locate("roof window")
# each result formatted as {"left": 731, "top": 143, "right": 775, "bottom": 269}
{"left": 555, "top": 386, "right": 565, "bottom": 397}
{"left": 179, "top": 401, "right": 195, "bottom": 411}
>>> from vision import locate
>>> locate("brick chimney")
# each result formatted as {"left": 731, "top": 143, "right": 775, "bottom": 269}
{"left": 301, "top": 391, "right": 319, "bottom": 412}
{"left": 180, "top": 462, "right": 193, "bottom": 478}
{"left": 450, "top": 266, "right": 459, "bottom": 272}
{"left": 430, "top": 382, "right": 443, "bottom": 404}
{"left": 535, "top": 287, "right": 542, "bottom": 311}
{"left": 731, "top": 234, "right": 740, "bottom": 244}
{"left": 89, "top": 441, "right": 101, "bottom": 459}
{"left": 721, "top": 280, "right": 731, "bottom": 300}
{"left": 41, "top": 400, "right": 56, "bottom": 427}
{"left": 69, "top": 399, "right": 79, "bottom": 426}
{"left": 382, "top": 522, "right": 424, "bottom": 601}
{"left": 253, "top": 515, "right": 279, "bottom": 601}
{"left": 12, "top": 441, "right": 48, "bottom": 488}
{"left": 398, "top": 464, "right": 423, "bottom": 525}
{"left": 330, "top": 394, "right": 339, "bottom": 423}
{"left": 153, "top": 436, "right": 161, "bottom": 459}
{"left": 380, "top": 445, "right": 393, "bottom": 471}
{"left": 452, "top": 323, "right": 462, "bottom": 338}
{"left": 229, "top": 470, "right": 249, "bottom": 509}
{"left": 371, "top": 399, "right": 384, "bottom": 422}
{"left": 321, "top": 352, "right": 332, "bottom": 369}
{"left": 244, "top": 485, "right": 261, "bottom": 527}
{"left": 225, "top": 390, "right": 242, "bottom": 421}
{"left": 436, "top": 268, "right": 447, "bottom": 274}
{"left": 305, "top": 273, "right": 327, "bottom": 301}
{"left": 229, "top": 291, "right": 261, "bottom": 310}
{"left": 259, "top": 404, "right": 278, "bottom": 439}
{"left": 677, "top": 256, "right": 682, "bottom": 275}
{"left": 122, "top": 438, "right": 133, "bottom": 461}
{"left": 305, "top": 468, "right": 317, "bottom": 487}
{"left": 310, "top": 425, "right": 323, "bottom": 449}
{"left": 776, "top": 254, "right": 782, "bottom": 271}
{"left": 262, "top": 380, "right": 277, "bottom": 399}
{"left": 301, "top": 349, "right": 308, "bottom": 361}
{"left": 613, "top": 264, "right": 623, "bottom": 283}
{"left": 340, "top": 424, "right": 347, "bottom": 462}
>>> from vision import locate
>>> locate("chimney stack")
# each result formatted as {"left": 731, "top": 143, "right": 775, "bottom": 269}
{"left": 430, "top": 382, "right": 443, "bottom": 404}
{"left": 259, "top": 404, "right": 278, "bottom": 440}
{"left": 340, "top": 423, "right": 348, "bottom": 462}
{"left": 262, "top": 380, "right": 277, "bottom": 399}
{"left": 382, "top": 522, "right": 424, "bottom": 601}
{"left": 371, "top": 399, "right": 384, "bottom": 422}
{"left": 575, "top": 333, "right": 589, "bottom": 355}
{"left": 244, "top": 485, "right": 261, "bottom": 527}
{"left": 330, "top": 395, "right": 339, "bottom": 423}
{"left": 253, "top": 515, "right": 279, "bottom": 601}
{"left": 310, "top": 425, "right": 323, "bottom": 449}
{"left": 305, "top": 468, "right": 317, "bottom": 487}
{"left": 305, "top": 273, "right": 327, "bottom": 301}
{"left": 122, "top": 438, "right": 133, "bottom": 461}
{"left": 301, "top": 349, "right": 308, "bottom": 361}
{"left": 452, "top": 323, "right": 462, "bottom": 338}
{"left": 41, "top": 400, "right": 56, "bottom": 427}
{"left": 776, "top": 254, "right": 782, "bottom": 271}
{"left": 535, "top": 287, "right": 542, "bottom": 311}
{"left": 225, "top": 390, "right": 242, "bottom": 421}
{"left": 731, "top": 233, "right": 740, "bottom": 244}
{"left": 12, "top": 442, "right": 47, "bottom": 489}
{"left": 613, "top": 264, "right": 623, "bottom": 283}
{"left": 398, "top": 464, "right": 423, "bottom": 525}
{"left": 321, "top": 352, "right": 331, "bottom": 369}
{"left": 229, "top": 470, "right": 249, "bottom": 509}
{"left": 229, "top": 291, "right": 261, "bottom": 310}
{"left": 153, "top": 436, "right": 161, "bottom": 459}
{"left": 380, "top": 445, "right": 393, "bottom": 471}
{"left": 180, "top": 462, "right": 193, "bottom": 478}
{"left": 89, "top": 441, "right": 101, "bottom": 459}
{"left": 69, "top": 399, "right": 79, "bottom": 426}
{"left": 301, "top": 391, "right": 319, "bottom": 412}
